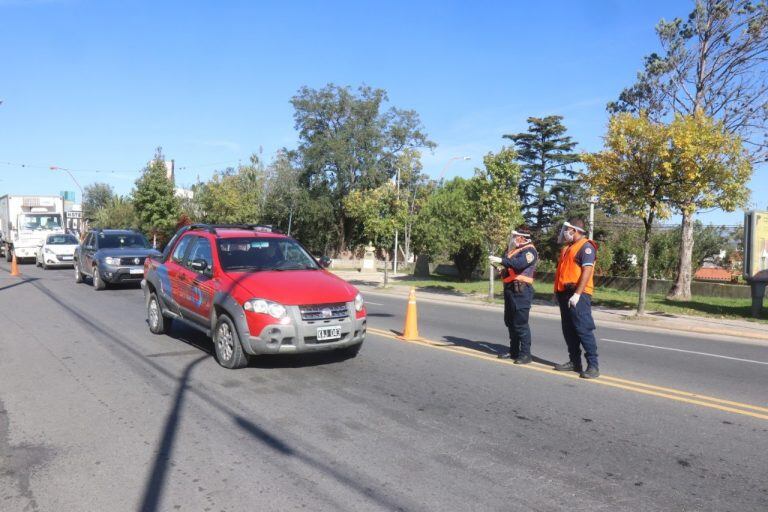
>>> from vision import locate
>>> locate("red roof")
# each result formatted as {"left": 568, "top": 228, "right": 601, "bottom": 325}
{"left": 693, "top": 268, "right": 733, "bottom": 282}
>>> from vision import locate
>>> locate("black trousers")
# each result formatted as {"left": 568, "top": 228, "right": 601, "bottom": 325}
{"left": 503, "top": 282, "right": 533, "bottom": 357}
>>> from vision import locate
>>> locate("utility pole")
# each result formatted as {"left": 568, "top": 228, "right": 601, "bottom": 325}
{"left": 588, "top": 196, "right": 597, "bottom": 239}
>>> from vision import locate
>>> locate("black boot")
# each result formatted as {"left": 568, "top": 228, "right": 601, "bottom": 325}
{"left": 580, "top": 366, "right": 600, "bottom": 379}
{"left": 513, "top": 354, "right": 532, "bottom": 365}
{"left": 554, "top": 361, "right": 582, "bottom": 372}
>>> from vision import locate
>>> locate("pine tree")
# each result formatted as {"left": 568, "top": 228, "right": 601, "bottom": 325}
{"left": 133, "top": 148, "right": 181, "bottom": 244}
{"left": 503, "top": 116, "right": 580, "bottom": 233}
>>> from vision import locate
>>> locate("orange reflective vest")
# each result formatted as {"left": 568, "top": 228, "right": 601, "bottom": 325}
{"left": 501, "top": 244, "right": 536, "bottom": 284}
{"left": 554, "top": 237, "right": 596, "bottom": 295}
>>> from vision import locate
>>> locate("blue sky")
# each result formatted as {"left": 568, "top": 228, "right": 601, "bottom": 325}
{"left": 0, "top": 0, "right": 763, "bottom": 226}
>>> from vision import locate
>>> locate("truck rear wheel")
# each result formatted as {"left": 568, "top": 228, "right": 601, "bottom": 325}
{"left": 147, "top": 292, "right": 171, "bottom": 335}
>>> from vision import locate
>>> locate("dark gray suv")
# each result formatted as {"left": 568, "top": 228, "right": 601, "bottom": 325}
{"left": 74, "top": 229, "right": 161, "bottom": 290}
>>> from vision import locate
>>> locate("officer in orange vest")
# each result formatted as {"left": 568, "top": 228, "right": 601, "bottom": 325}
{"left": 553, "top": 218, "right": 600, "bottom": 378}
{"left": 491, "top": 227, "right": 538, "bottom": 364}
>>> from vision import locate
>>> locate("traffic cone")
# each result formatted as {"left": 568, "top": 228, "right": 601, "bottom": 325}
{"left": 10, "top": 252, "right": 20, "bottom": 277}
{"left": 401, "top": 287, "right": 419, "bottom": 340}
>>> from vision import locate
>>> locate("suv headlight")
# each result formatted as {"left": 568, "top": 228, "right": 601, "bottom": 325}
{"left": 354, "top": 293, "right": 364, "bottom": 312}
{"left": 104, "top": 257, "right": 120, "bottom": 265}
{"left": 243, "top": 299, "right": 287, "bottom": 320}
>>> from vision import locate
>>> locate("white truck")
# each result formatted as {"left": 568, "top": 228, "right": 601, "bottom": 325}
{"left": 0, "top": 195, "right": 65, "bottom": 262}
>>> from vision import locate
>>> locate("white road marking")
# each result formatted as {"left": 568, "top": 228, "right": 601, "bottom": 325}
{"left": 365, "top": 301, "right": 384, "bottom": 306}
{"left": 601, "top": 338, "right": 768, "bottom": 366}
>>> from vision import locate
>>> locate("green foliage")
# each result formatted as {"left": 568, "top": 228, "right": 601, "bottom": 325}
{"left": 344, "top": 182, "right": 405, "bottom": 249}
{"left": 291, "top": 83, "right": 435, "bottom": 253}
{"left": 132, "top": 148, "right": 181, "bottom": 240}
{"left": 82, "top": 182, "right": 114, "bottom": 220}
{"left": 91, "top": 195, "right": 137, "bottom": 230}
{"left": 469, "top": 147, "right": 522, "bottom": 254}
{"left": 197, "top": 155, "right": 265, "bottom": 224}
{"left": 503, "top": 116, "right": 581, "bottom": 232}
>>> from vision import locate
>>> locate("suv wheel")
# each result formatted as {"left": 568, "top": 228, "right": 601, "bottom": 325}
{"left": 147, "top": 292, "right": 171, "bottom": 334}
{"left": 213, "top": 315, "right": 248, "bottom": 369}
{"left": 92, "top": 265, "right": 106, "bottom": 290}
{"left": 74, "top": 261, "right": 84, "bottom": 283}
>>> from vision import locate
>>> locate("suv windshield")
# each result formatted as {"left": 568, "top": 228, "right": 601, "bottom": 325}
{"left": 47, "top": 234, "right": 79, "bottom": 245}
{"left": 98, "top": 233, "right": 149, "bottom": 249}
{"left": 19, "top": 214, "right": 62, "bottom": 230}
{"left": 217, "top": 237, "right": 319, "bottom": 271}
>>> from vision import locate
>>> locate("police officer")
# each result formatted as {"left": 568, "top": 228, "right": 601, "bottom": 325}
{"left": 491, "top": 227, "right": 538, "bottom": 364}
{"left": 553, "top": 218, "right": 600, "bottom": 378}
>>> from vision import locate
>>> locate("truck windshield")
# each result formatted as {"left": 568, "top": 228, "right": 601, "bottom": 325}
{"left": 99, "top": 233, "right": 150, "bottom": 249}
{"left": 217, "top": 237, "right": 319, "bottom": 271}
{"left": 47, "top": 234, "right": 79, "bottom": 245}
{"left": 19, "top": 214, "right": 62, "bottom": 230}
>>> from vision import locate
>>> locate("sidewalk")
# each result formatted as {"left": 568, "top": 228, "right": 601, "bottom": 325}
{"left": 333, "top": 270, "right": 768, "bottom": 343}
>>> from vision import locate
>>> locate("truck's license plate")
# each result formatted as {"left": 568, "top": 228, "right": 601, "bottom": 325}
{"left": 129, "top": 268, "right": 144, "bottom": 275}
{"left": 316, "top": 326, "right": 341, "bottom": 341}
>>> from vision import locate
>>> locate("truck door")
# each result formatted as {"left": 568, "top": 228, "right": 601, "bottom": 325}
{"left": 163, "top": 233, "right": 195, "bottom": 313}
{"left": 178, "top": 236, "right": 215, "bottom": 326}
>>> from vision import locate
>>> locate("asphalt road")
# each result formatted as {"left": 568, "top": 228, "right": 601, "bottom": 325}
{"left": 1, "top": 261, "right": 767, "bottom": 512}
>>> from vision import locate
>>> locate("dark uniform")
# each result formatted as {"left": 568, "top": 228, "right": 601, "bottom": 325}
{"left": 500, "top": 243, "right": 538, "bottom": 360}
{"left": 554, "top": 237, "right": 598, "bottom": 372}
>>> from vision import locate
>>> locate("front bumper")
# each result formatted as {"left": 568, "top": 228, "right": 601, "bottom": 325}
{"left": 238, "top": 303, "right": 367, "bottom": 355}
{"left": 100, "top": 264, "right": 145, "bottom": 283}
{"left": 42, "top": 253, "right": 75, "bottom": 267}
{"left": 14, "top": 246, "right": 39, "bottom": 258}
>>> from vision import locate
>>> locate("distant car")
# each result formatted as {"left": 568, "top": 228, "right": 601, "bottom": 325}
{"left": 36, "top": 233, "right": 80, "bottom": 269}
{"left": 74, "top": 229, "right": 161, "bottom": 290}
{"left": 142, "top": 224, "right": 366, "bottom": 369}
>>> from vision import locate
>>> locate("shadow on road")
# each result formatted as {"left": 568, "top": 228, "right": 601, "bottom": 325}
{"left": 28, "top": 279, "right": 413, "bottom": 512}
{"left": 139, "top": 355, "right": 208, "bottom": 512}
{"left": 0, "top": 277, "right": 39, "bottom": 292}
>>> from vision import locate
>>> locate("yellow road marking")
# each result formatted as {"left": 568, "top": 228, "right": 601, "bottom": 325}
{"left": 366, "top": 327, "right": 768, "bottom": 422}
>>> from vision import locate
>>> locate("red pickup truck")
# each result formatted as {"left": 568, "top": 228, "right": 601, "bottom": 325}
{"left": 141, "top": 224, "right": 366, "bottom": 369}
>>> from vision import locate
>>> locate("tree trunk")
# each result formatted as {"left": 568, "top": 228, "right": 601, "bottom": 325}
{"left": 638, "top": 219, "right": 653, "bottom": 315}
{"left": 668, "top": 211, "right": 694, "bottom": 301}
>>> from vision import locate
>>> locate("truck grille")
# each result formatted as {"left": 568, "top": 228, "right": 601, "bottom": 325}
{"left": 299, "top": 303, "right": 349, "bottom": 322}
{"left": 119, "top": 256, "right": 146, "bottom": 266}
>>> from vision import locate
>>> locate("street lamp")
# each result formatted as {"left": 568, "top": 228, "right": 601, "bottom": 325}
{"left": 50, "top": 166, "right": 84, "bottom": 200}
{"left": 438, "top": 155, "right": 471, "bottom": 181}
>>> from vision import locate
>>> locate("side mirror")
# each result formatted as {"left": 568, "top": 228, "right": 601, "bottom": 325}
{"left": 319, "top": 256, "right": 332, "bottom": 269}
{"left": 189, "top": 259, "right": 208, "bottom": 272}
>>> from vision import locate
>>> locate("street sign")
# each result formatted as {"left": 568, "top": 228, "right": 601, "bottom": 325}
{"left": 744, "top": 210, "right": 768, "bottom": 281}
{"left": 65, "top": 211, "right": 83, "bottom": 219}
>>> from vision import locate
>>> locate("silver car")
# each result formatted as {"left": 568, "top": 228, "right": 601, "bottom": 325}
{"left": 36, "top": 233, "right": 80, "bottom": 269}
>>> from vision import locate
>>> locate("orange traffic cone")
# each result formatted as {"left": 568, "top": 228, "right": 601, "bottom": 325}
{"left": 10, "top": 252, "right": 20, "bottom": 277}
{"left": 401, "top": 287, "right": 419, "bottom": 340}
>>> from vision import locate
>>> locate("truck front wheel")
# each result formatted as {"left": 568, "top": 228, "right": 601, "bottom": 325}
{"left": 213, "top": 315, "right": 249, "bottom": 369}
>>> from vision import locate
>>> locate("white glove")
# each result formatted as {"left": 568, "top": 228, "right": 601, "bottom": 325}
{"left": 568, "top": 293, "right": 581, "bottom": 309}
{"left": 488, "top": 256, "right": 502, "bottom": 265}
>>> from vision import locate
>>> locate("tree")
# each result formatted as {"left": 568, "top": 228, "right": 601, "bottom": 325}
{"left": 197, "top": 155, "right": 265, "bottom": 224}
{"left": 133, "top": 148, "right": 181, "bottom": 243}
{"left": 584, "top": 113, "right": 674, "bottom": 314}
{"left": 82, "top": 182, "right": 114, "bottom": 220}
{"left": 291, "top": 83, "right": 435, "bottom": 254}
{"left": 503, "top": 116, "right": 580, "bottom": 233}
{"left": 412, "top": 178, "right": 483, "bottom": 281}
{"left": 609, "top": 0, "right": 768, "bottom": 299}
{"left": 344, "top": 182, "right": 405, "bottom": 252}
{"left": 262, "top": 150, "right": 304, "bottom": 235}
{"left": 469, "top": 147, "right": 522, "bottom": 258}
{"left": 664, "top": 112, "right": 751, "bottom": 298}
{"left": 91, "top": 195, "right": 137, "bottom": 230}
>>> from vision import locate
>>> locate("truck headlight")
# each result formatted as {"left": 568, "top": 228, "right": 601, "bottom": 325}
{"left": 243, "top": 299, "right": 287, "bottom": 320}
{"left": 104, "top": 257, "right": 119, "bottom": 265}
{"left": 354, "top": 293, "right": 364, "bottom": 312}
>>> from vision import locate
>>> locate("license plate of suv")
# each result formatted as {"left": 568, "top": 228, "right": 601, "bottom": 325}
{"left": 129, "top": 268, "right": 144, "bottom": 275}
{"left": 316, "top": 326, "right": 341, "bottom": 341}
